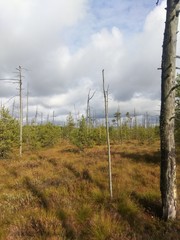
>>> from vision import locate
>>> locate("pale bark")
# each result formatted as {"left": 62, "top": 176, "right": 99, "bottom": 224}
{"left": 102, "top": 69, "right": 113, "bottom": 199}
{"left": 86, "top": 89, "right": 95, "bottom": 128}
{"left": 160, "top": 0, "right": 180, "bottom": 220}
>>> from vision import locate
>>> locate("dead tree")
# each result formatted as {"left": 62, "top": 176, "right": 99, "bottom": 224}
{"left": 16, "top": 66, "right": 23, "bottom": 157}
{"left": 26, "top": 84, "right": 29, "bottom": 125}
{"left": 102, "top": 69, "right": 113, "bottom": 199}
{"left": 86, "top": 89, "right": 95, "bottom": 127}
{"left": 160, "top": 0, "right": 180, "bottom": 220}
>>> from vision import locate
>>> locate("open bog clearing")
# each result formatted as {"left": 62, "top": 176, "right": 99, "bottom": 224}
{"left": 0, "top": 140, "right": 180, "bottom": 240}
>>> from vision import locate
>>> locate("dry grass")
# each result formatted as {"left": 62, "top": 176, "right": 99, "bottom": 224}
{"left": 0, "top": 139, "right": 179, "bottom": 240}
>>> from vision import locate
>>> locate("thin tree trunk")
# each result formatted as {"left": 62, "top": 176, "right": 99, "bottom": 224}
{"left": 17, "top": 66, "right": 23, "bottom": 157}
{"left": 160, "top": 0, "right": 180, "bottom": 220}
{"left": 26, "top": 84, "right": 29, "bottom": 125}
{"left": 86, "top": 89, "right": 95, "bottom": 128}
{"left": 102, "top": 69, "right": 113, "bottom": 199}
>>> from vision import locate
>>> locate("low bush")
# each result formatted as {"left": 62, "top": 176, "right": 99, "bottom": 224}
{"left": 0, "top": 108, "right": 19, "bottom": 158}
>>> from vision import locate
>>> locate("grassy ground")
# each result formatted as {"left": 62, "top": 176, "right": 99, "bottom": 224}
{"left": 0, "top": 140, "right": 179, "bottom": 240}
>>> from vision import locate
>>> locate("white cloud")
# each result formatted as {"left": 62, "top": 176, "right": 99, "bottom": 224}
{"left": 0, "top": 0, "right": 88, "bottom": 64}
{"left": 49, "top": 1, "right": 165, "bottom": 114}
{"left": 0, "top": 0, "right": 175, "bottom": 122}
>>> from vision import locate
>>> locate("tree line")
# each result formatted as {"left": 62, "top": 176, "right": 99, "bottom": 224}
{"left": 0, "top": 106, "right": 160, "bottom": 158}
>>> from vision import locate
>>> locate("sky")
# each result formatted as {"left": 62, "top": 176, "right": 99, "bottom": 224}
{"left": 0, "top": 0, "right": 179, "bottom": 123}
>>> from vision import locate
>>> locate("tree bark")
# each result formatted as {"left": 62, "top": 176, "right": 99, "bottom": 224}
{"left": 160, "top": 0, "right": 180, "bottom": 220}
{"left": 86, "top": 89, "right": 95, "bottom": 128}
{"left": 102, "top": 69, "right": 113, "bottom": 199}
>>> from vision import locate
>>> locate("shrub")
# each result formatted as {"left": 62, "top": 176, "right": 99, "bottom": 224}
{"left": 0, "top": 108, "right": 19, "bottom": 158}
{"left": 23, "top": 123, "right": 61, "bottom": 149}
{"left": 37, "top": 123, "right": 61, "bottom": 147}
{"left": 72, "top": 115, "right": 95, "bottom": 150}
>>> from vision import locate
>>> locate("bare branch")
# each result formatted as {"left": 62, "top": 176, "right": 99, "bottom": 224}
{"left": 88, "top": 89, "right": 96, "bottom": 101}
{"left": 156, "top": 0, "right": 160, "bottom": 5}
{"left": 165, "top": 84, "right": 180, "bottom": 101}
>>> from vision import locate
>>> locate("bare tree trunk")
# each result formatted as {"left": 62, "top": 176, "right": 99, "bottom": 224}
{"left": 160, "top": 0, "right": 180, "bottom": 220}
{"left": 16, "top": 66, "right": 23, "bottom": 157}
{"left": 102, "top": 69, "right": 113, "bottom": 199}
{"left": 26, "top": 83, "right": 29, "bottom": 125}
{"left": 12, "top": 100, "right": 16, "bottom": 118}
{"left": 86, "top": 89, "right": 95, "bottom": 128}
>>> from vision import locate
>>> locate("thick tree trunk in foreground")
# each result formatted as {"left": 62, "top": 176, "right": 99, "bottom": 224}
{"left": 160, "top": 0, "right": 180, "bottom": 220}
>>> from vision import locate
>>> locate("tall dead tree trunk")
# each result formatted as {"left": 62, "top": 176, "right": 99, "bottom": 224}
{"left": 160, "top": 0, "right": 180, "bottom": 220}
{"left": 86, "top": 89, "right": 95, "bottom": 127}
{"left": 102, "top": 69, "right": 113, "bottom": 199}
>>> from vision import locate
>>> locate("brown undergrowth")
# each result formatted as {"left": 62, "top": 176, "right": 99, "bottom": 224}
{"left": 0, "top": 140, "right": 179, "bottom": 240}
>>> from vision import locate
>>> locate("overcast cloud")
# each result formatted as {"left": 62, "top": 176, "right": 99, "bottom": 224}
{"left": 0, "top": 0, "right": 179, "bottom": 123}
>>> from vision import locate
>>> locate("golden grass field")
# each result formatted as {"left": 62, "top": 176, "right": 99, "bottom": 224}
{"left": 0, "top": 140, "right": 179, "bottom": 240}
